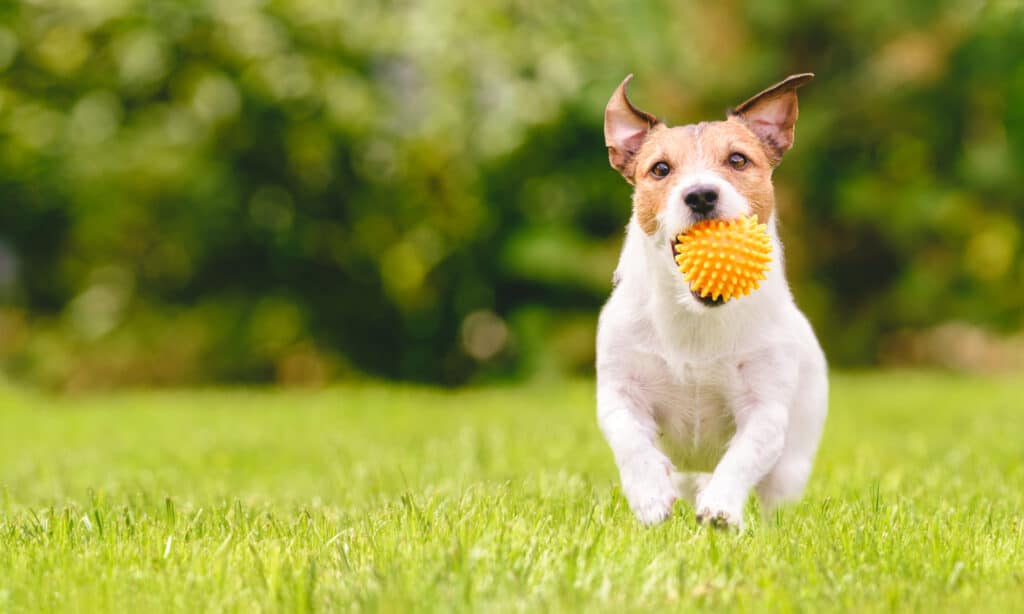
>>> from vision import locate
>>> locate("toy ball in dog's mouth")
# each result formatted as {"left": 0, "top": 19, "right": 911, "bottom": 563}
{"left": 673, "top": 216, "right": 772, "bottom": 303}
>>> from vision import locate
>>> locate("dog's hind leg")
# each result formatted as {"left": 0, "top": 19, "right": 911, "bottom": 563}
{"left": 756, "top": 455, "right": 812, "bottom": 513}
{"left": 757, "top": 364, "right": 828, "bottom": 513}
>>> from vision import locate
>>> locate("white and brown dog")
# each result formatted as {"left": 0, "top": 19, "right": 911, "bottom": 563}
{"left": 596, "top": 74, "right": 828, "bottom": 529}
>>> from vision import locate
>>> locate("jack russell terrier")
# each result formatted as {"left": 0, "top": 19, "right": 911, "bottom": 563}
{"left": 596, "top": 73, "right": 828, "bottom": 529}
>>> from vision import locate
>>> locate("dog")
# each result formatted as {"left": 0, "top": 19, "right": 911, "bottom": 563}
{"left": 596, "top": 73, "right": 828, "bottom": 529}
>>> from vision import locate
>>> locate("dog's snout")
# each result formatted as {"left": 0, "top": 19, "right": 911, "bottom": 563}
{"left": 683, "top": 185, "right": 719, "bottom": 214}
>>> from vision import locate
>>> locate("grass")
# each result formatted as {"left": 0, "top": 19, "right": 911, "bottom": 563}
{"left": 0, "top": 372, "right": 1022, "bottom": 613}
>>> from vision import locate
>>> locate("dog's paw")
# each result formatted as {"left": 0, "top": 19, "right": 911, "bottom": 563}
{"left": 630, "top": 488, "right": 678, "bottom": 526}
{"left": 695, "top": 490, "right": 745, "bottom": 531}
{"left": 620, "top": 457, "right": 679, "bottom": 526}
{"left": 695, "top": 507, "right": 742, "bottom": 530}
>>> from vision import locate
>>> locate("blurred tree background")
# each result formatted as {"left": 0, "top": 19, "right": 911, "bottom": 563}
{"left": 1, "top": 0, "right": 1023, "bottom": 390}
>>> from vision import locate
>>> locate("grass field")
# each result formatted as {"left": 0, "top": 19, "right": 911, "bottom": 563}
{"left": 1, "top": 372, "right": 1022, "bottom": 612}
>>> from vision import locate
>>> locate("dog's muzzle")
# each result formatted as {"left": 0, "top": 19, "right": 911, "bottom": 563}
{"left": 693, "top": 292, "right": 726, "bottom": 307}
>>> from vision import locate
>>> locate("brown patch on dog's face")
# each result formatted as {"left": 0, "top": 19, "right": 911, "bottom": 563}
{"left": 628, "top": 120, "right": 776, "bottom": 233}
{"left": 705, "top": 120, "right": 776, "bottom": 223}
{"left": 628, "top": 124, "right": 679, "bottom": 234}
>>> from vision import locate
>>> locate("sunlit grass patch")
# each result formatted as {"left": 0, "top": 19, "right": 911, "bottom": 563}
{"left": 1, "top": 373, "right": 1022, "bottom": 612}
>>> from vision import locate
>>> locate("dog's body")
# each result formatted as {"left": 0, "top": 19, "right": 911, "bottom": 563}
{"left": 596, "top": 74, "right": 828, "bottom": 528}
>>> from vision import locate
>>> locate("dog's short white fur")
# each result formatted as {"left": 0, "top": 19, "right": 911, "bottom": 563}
{"left": 596, "top": 74, "right": 828, "bottom": 528}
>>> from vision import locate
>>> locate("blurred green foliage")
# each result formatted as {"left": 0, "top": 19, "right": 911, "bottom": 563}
{"left": 1, "top": 0, "right": 1023, "bottom": 389}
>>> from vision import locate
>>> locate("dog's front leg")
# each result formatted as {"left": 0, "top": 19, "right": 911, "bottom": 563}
{"left": 696, "top": 400, "right": 787, "bottom": 530}
{"left": 598, "top": 384, "right": 679, "bottom": 525}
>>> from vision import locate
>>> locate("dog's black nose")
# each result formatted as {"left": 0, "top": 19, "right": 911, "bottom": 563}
{"left": 683, "top": 185, "right": 719, "bottom": 214}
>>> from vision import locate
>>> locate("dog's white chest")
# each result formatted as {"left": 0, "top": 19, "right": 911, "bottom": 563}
{"left": 649, "top": 360, "right": 739, "bottom": 472}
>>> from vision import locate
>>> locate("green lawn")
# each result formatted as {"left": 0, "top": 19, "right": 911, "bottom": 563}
{"left": 1, "top": 373, "right": 1022, "bottom": 613}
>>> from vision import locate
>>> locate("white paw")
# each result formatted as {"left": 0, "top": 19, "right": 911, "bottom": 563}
{"left": 620, "top": 457, "right": 679, "bottom": 526}
{"left": 695, "top": 489, "right": 745, "bottom": 530}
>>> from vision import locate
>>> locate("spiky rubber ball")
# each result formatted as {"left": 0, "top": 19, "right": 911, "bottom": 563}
{"left": 673, "top": 215, "right": 772, "bottom": 303}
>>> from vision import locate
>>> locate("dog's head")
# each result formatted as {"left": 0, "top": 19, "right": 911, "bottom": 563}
{"left": 604, "top": 73, "right": 812, "bottom": 307}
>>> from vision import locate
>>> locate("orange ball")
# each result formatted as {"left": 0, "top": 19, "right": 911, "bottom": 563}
{"left": 674, "top": 216, "right": 772, "bottom": 302}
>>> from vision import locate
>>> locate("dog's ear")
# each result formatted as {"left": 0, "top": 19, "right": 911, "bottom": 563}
{"left": 605, "top": 74, "right": 661, "bottom": 182}
{"left": 729, "top": 73, "right": 813, "bottom": 164}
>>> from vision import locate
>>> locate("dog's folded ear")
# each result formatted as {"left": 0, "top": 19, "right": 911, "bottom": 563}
{"left": 605, "top": 74, "right": 661, "bottom": 182}
{"left": 729, "top": 73, "right": 813, "bottom": 165}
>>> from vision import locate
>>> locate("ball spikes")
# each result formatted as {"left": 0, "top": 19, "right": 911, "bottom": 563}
{"left": 674, "top": 216, "right": 772, "bottom": 303}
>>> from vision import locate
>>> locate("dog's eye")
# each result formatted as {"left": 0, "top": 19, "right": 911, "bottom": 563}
{"left": 650, "top": 161, "right": 671, "bottom": 178}
{"left": 728, "top": 153, "right": 749, "bottom": 170}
